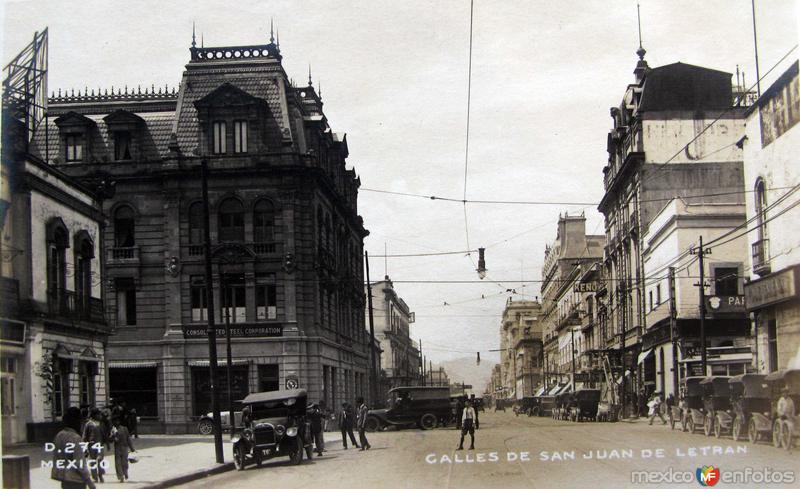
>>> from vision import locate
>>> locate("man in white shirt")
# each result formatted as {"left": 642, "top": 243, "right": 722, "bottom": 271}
{"left": 457, "top": 400, "right": 476, "bottom": 450}
{"left": 777, "top": 386, "right": 796, "bottom": 418}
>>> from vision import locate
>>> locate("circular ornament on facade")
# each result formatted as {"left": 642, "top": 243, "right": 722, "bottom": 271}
{"left": 285, "top": 378, "right": 299, "bottom": 389}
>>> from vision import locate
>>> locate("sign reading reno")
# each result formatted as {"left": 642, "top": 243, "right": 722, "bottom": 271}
{"left": 744, "top": 266, "right": 798, "bottom": 310}
{"left": 182, "top": 324, "right": 283, "bottom": 338}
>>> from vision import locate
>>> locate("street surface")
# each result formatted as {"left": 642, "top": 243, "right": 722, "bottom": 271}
{"left": 184, "top": 410, "right": 799, "bottom": 489}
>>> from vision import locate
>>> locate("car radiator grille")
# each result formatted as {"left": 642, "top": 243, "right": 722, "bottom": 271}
{"left": 254, "top": 427, "right": 275, "bottom": 445}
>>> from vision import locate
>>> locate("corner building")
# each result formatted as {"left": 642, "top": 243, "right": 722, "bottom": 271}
{"left": 29, "top": 35, "right": 370, "bottom": 433}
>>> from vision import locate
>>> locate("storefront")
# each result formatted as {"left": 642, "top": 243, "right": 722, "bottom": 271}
{"left": 745, "top": 265, "right": 800, "bottom": 372}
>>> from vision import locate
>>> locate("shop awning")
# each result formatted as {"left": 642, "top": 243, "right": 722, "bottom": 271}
{"left": 534, "top": 386, "right": 546, "bottom": 397}
{"left": 187, "top": 359, "right": 249, "bottom": 367}
{"left": 108, "top": 361, "right": 158, "bottom": 369}
{"left": 637, "top": 349, "right": 653, "bottom": 365}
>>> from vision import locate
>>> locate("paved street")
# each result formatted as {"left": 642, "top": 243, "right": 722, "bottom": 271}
{"left": 183, "top": 411, "right": 799, "bottom": 489}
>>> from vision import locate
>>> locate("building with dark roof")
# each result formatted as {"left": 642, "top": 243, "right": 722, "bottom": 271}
{"left": 26, "top": 31, "right": 371, "bottom": 433}
{"left": 597, "top": 45, "right": 752, "bottom": 415}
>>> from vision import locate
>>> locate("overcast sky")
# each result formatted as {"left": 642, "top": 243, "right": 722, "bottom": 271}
{"left": 2, "top": 1, "right": 798, "bottom": 371}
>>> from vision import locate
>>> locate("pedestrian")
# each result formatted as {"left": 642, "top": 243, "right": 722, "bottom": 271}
{"left": 51, "top": 407, "right": 97, "bottom": 489}
{"left": 127, "top": 409, "right": 139, "bottom": 438}
{"left": 356, "top": 396, "right": 371, "bottom": 451}
{"left": 308, "top": 403, "right": 325, "bottom": 456}
{"left": 456, "top": 399, "right": 476, "bottom": 450}
{"left": 319, "top": 400, "right": 329, "bottom": 432}
{"left": 470, "top": 394, "right": 480, "bottom": 429}
{"left": 647, "top": 393, "right": 666, "bottom": 425}
{"left": 82, "top": 408, "right": 106, "bottom": 483}
{"left": 111, "top": 417, "right": 135, "bottom": 482}
{"left": 339, "top": 402, "right": 359, "bottom": 449}
{"left": 777, "top": 386, "right": 796, "bottom": 418}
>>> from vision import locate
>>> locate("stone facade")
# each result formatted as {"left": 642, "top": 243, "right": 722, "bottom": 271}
{"left": 27, "top": 35, "right": 371, "bottom": 433}
{"left": 499, "top": 298, "right": 542, "bottom": 399}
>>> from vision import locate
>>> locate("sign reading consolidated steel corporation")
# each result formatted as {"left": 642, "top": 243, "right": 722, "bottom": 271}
{"left": 182, "top": 324, "right": 282, "bottom": 338}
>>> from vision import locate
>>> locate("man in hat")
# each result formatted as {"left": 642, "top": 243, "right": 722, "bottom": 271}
{"left": 82, "top": 408, "right": 107, "bottom": 483}
{"left": 457, "top": 399, "right": 476, "bottom": 450}
{"left": 777, "top": 385, "right": 796, "bottom": 418}
{"left": 51, "top": 407, "right": 97, "bottom": 489}
{"left": 307, "top": 403, "right": 325, "bottom": 456}
{"left": 356, "top": 396, "right": 371, "bottom": 451}
{"left": 647, "top": 392, "right": 666, "bottom": 425}
{"left": 339, "top": 402, "right": 359, "bottom": 449}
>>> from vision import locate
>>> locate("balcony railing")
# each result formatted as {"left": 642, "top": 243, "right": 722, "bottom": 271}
{"left": 252, "top": 242, "right": 277, "bottom": 255}
{"left": 752, "top": 239, "right": 770, "bottom": 276}
{"left": 109, "top": 246, "right": 139, "bottom": 262}
{"left": 47, "top": 288, "right": 105, "bottom": 324}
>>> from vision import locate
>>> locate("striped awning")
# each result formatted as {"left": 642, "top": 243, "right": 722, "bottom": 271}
{"left": 108, "top": 361, "right": 158, "bottom": 369}
{"left": 187, "top": 359, "right": 249, "bottom": 367}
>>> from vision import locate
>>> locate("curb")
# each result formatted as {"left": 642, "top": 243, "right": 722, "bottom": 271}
{"left": 139, "top": 462, "right": 235, "bottom": 489}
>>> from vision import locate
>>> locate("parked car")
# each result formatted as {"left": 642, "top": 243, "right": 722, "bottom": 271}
{"left": 365, "top": 386, "right": 451, "bottom": 431}
{"left": 728, "top": 374, "right": 771, "bottom": 443}
{"left": 681, "top": 376, "right": 707, "bottom": 433}
{"left": 570, "top": 389, "right": 602, "bottom": 422}
{"left": 231, "top": 389, "right": 313, "bottom": 470}
{"left": 700, "top": 376, "right": 732, "bottom": 437}
{"left": 197, "top": 402, "right": 244, "bottom": 435}
{"left": 765, "top": 369, "right": 800, "bottom": 450}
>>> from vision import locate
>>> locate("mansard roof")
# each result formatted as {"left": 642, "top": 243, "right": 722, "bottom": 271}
{"left": 639, "top": 62, "right": 733, "bottom": 112}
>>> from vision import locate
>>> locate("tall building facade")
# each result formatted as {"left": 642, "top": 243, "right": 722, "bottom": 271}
{"left": 599, "top": 47, "right": 748, "bottom": 410}
{"left": 2, "top": 30, "right": 111, "bottom": 444}
{"left": 540, "top": 214, "right": 603, "bottom": 390}
{"left": 366, "top": 276, "right": 421, "bottom": 398}
{"left": 499, "top": 298, "right": 542, "bottom": 399}
{"left": 742, "top": 60, "right": 800, "bottom": 373}
{"left": 28, "top": 34, "right": 370, "bottom": 433}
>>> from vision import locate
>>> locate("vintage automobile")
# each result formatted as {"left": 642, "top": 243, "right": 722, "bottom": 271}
{"left": 197, "top": 407, "right": 243, "bottom": 435}
{"left": 728, "top": 374, "right": 771, "bottom": 443}
{"left": 534, "top": 396, "right": 555, "bottom": 417}
{"left": 699, "top": 376, "right": 732, "bottom": 437}
{"left": 515, "top": 397, "right": 536, "bottom": 417}
{"left": 365, "top": 386, "right": 452, "bottom": 431}
{"left": 765, "top": 369, "right": 800, "bottom": 450}
{"left": 231, "top": 389, "right": 313, "bottom": 470}
{"left": 680, "top": 376, "right": 707, "bottom": 433}
{"left": 553, "top": 392, "right": 574, "bottom": 421}
{"left": 570, "top": 389, "right": 602, "bottom": 422}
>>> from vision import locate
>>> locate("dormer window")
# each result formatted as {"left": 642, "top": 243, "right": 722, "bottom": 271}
{"left": 65, "top": 134, "right": 84, "bottom": 162}
{"left": 212, "top": 121, "right": 227, "bottom": 154}
{"left": 233, "top": 121, "right": 248, "bottom": 153}
{"left": 114, "top": 131, "right": 132, "bottom": 160}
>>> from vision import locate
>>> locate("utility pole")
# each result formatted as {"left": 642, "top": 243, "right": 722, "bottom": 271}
{"left": 620, "top": 276, "right": 627, "bottom": 419}
{"left": 691, "top": 236, "right": 711, "bottom": 376}
{"left": 219, "top": 264, "right": 235, "bottom": 436}
{"left": 200, "top": 159, "right": 224, "bottom": 464}
{"left": 668, "top": 267, "right": 679, "bottom": 396}
{"left": 571, "top": 326, "right": 576, "bottom": 392}
{"left": 365, "top": 251, "right": 377, "bottom": 405}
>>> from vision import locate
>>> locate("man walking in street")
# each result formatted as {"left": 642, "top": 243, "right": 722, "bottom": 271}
{"left": 308, "top": 403, "right": 325, "bottom": 456}
{"left": 457, "top": 399, "right": 476, "bottom": 450}
{"left": 82, "top": 408, "right": 107, "bottom": 483}
{"left": 648, "top": 392, "right": 666, "bottom": 425}
{"left": 356, "top": 396, "right": 371, "bottom": 451}
{"left": 51, "top": 407, "right": 97, "bottom": 489}
{"left": 111, "top": 416, "right": 135, "bottom": 482}
{"left": 339, "top": 402, "right": 359, "bottom": 449}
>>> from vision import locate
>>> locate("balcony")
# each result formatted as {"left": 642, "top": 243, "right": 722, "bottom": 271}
{"left": 47, "top": 288, "right": 105, "bottom": 324}
{"left": 752, "top": 239, "right": 770, "bottom": 276}
{"left": 109, "top": 246, "right": 139, "bottom": 263}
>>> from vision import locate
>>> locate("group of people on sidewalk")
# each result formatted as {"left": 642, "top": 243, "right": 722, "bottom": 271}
{"left": 307, "top": 396, "right": 371, "bottom": 456}
{"left": 51, "top": 400, "right": 139, "bottom": 489}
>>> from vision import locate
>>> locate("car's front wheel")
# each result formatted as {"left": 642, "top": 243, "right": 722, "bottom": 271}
{"left": 364, "top": 416, "right": 381, "bottom": 433}
{"left": 198, "top": 419, "right": 214, "bottom": 435}
{"left": 289, "top": 438, "right": 304, "bottom": 465}
{"left": 748, "top": 418, "right": 759, "bottom": 444}
{"left": 420, "top": 413, "right": 437, "bottom": 430}
{"left": 732, "top": 417, "right": 742, "bottom": 441}
{"left": 233, "top": 445, "right": 246, "bottom": 471}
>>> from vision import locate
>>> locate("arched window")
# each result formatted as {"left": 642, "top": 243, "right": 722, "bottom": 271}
{"left": 253, "top": 200, "right": 275, "bottom": 243}
{"left": 755, "top": 178, "right": 768, "bottom": 242}
{"left": 74, "top": 232, "right": 94, "bottom": 316}
{"left": 46, "top": 220, "right": 69, "bottom": 312}
{"left": 218, "top": 198, "right": 244, "bottom": 242}
{"left": 114, "top": 206, "right": 136, "bottom": 247}
{"left": 188, "top": 202, "right": 205, "bottom": 244}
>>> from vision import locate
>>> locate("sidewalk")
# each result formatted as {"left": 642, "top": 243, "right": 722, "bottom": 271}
{"left": 5, "top": 432, "right": 343, "bottom": 489}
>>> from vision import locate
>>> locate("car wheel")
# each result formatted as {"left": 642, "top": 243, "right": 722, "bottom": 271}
{"left": 686, "top": 418, "right": 694, "bottom": 434}
{"left": 732, "top": 417, "right": 741, "bottom": 441}
{"left": 782, "top": 423, "right": 793, "bottom": 451}
{"left": 198, "top": 419, "right": 214, "bottom": 435}
{"left": 670, "top": 413, "right": 676, "bottom": 430}
{"left": 714, "top": 417, "right": 722, "bottom": 438}
{"left": 233, "top": 445, "right": 246, "bottom": 471}
{"left": 703, "top": 417, "right": 713, "bottom": 437}
{"left": 420, "top": 413, "right": 437, "bottom": 430}
{"left": 748, "top": 419, "right": 759, "bottom": 444}
{"left": 289, "top": 438, "right": 304, "bottom": 465}
{"left": 773, "top": 421, "right": 783, "bottom": 448}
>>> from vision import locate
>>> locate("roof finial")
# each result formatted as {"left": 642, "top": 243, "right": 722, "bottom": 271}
{"left": 276, "top": 27, "right": 280, "bottom": 50}
{"left": 201, "top": 33, "right": 204, "bottom": 48}
{"left": 636, "top": 3, "right": 646, "bottom": 60}
{"left": 270, "top": 18, "right": 275, "bottom": 44}
{"left": 308, "top": 64, "right": 313, "bottom": 86}
{"left": 318, "top": 81, "right": 322, "bottom": 99}
{"left": 192, "top": 21, "right": 196, "bottom": 48}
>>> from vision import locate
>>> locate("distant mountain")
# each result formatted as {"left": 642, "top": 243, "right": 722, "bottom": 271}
{"left": 438, "top": 357, "right": 494, "bottom": 394}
